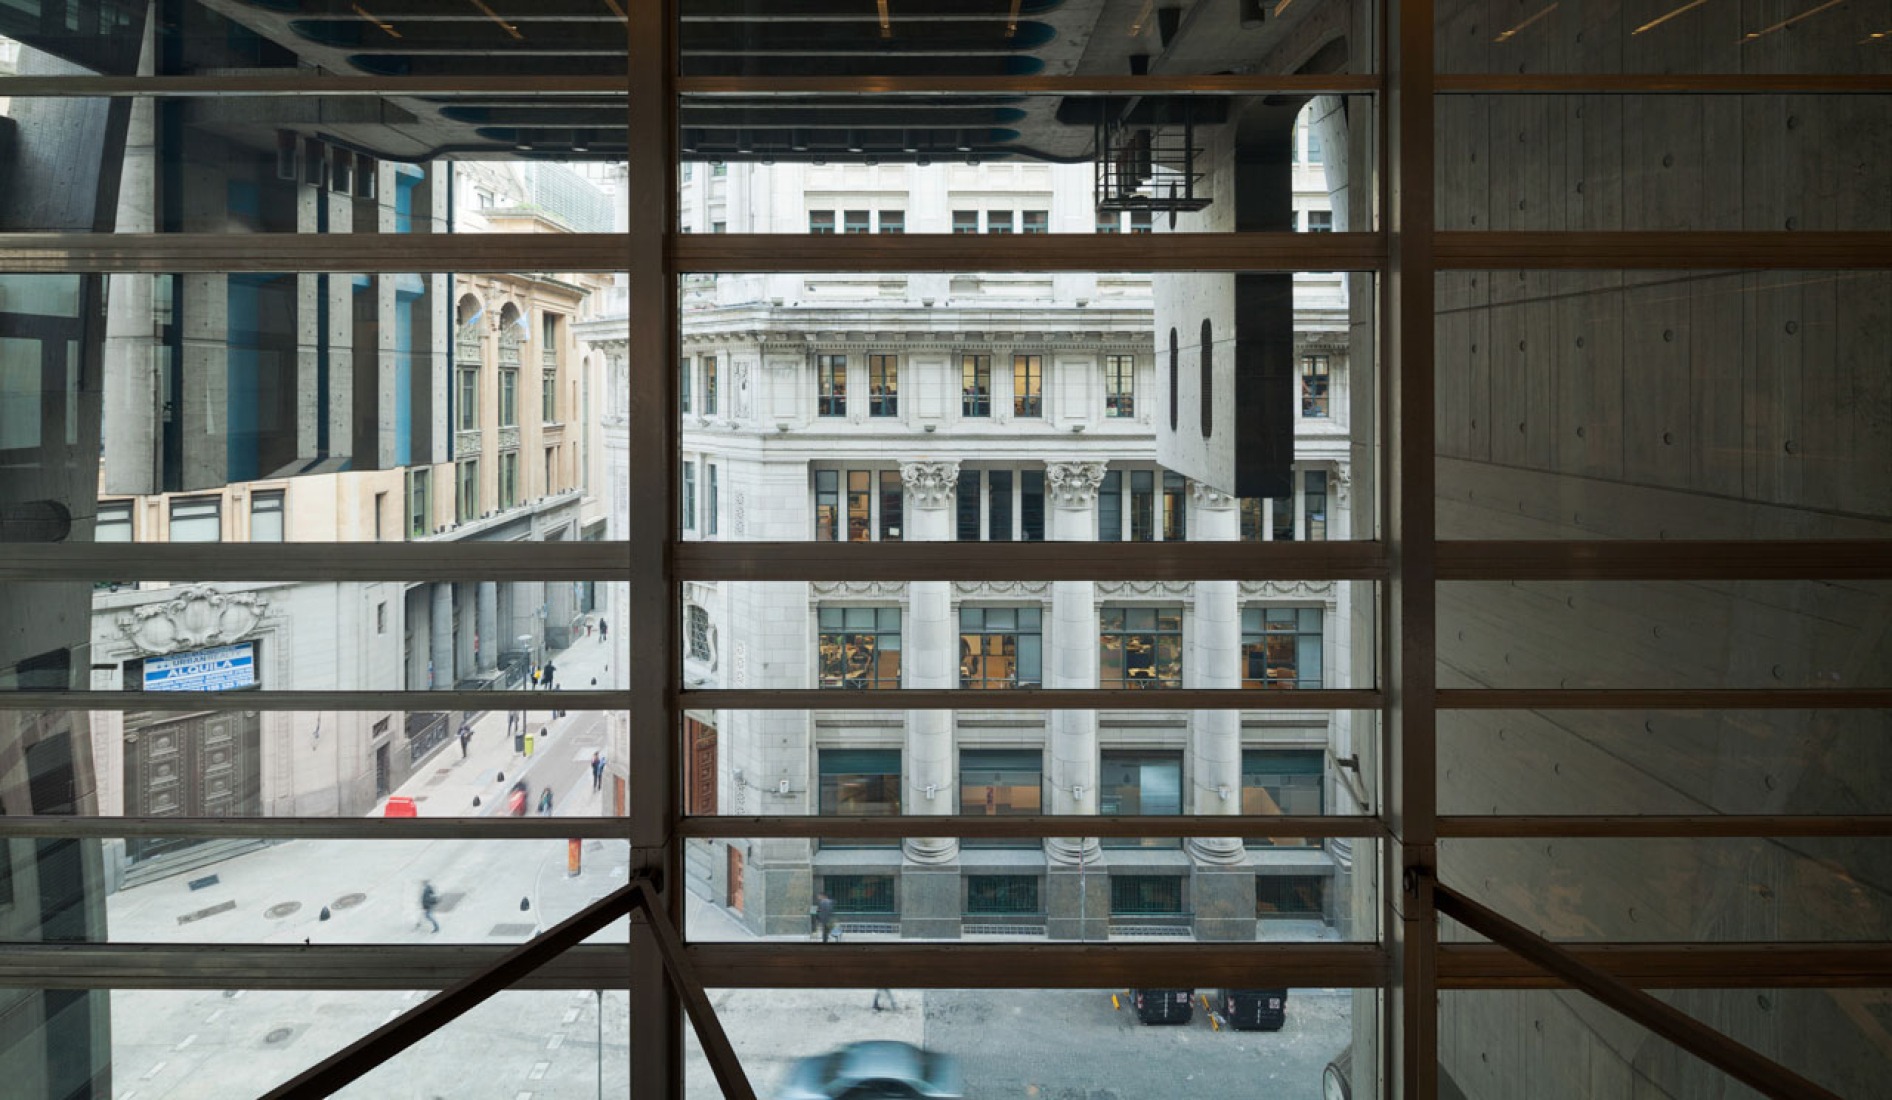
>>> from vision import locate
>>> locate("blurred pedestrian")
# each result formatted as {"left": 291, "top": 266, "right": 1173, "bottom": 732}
{"left": 419, "top": 881, "right": 440, "bottom": 933}
{"left": 590, "top": 751, "right": 606, "bottom": 791}
{"left": 457, "top": 722, "right": 472, "bottom": 759}
{"left": 815, "top": 891, "right": 836, "bottom": 943}
{"left": 538, "top": 786, "right": 555, "bottom": 816}
{"left": 544, "top": 661, "right": 558, "bottom": 690}
{"left": 599, "top": 619, "right": 608, "bottom": 643}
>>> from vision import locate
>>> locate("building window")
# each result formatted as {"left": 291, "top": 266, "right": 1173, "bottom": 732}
{"left": 457, "top": 367, "right": 479, "bottom": 430}
{"left": 1256, "top": 875, "right": 1327, "bottom": 918}
{"left": 1021, "top": 470, "right": 1044, "bottom": 542}
{"left": 956, "top": 469, "right": 981, "bottom": 540}
{"left": 406, "top": 469, "right": 430, "bottom": 538}
{"left": 1099, "top": 607, "right": 1182, "bottom": 688}
{"left": 707, "top": 463, "right": 719, "bottom": 536}
{"left": 817, "top": 353, "right": 847, "bottom": 417}
{"left": 846, "top": 470, "right": 871, "bottom": 542}
{"left": 1110, "top": 875, "right": 1185, "bottom": 915}
{"left": 376, "top": 602, "right": 388, "bottom": 634}
{"left": 1098, "top": 471, "right": 1123, "bottom": 541}
{"left": 822, "top": 874, "right": 897, "bottom": 913}
{"left": 687, "top": 604, "right": 712, "bottom": 662}
{"left": 809, "top": 210, "right": 835, "bottom": 234}
{"left": 96, "top": 501, "right": 132, "bottom": 542}
{"left": 1307, "top": 209, "right": 1333, "bottom": 233}
{"left": 498, "top": 451, "right": 519, "bottom": 510}
{"left": 1242, "top": 608, "right": 1323, "bottom": 689}
{"left": 710, "top": 221, "right": 726, "bottom": 234}
{"left": 682, "top": 462, "right": 697, "bottom": 532}
{"left": 249, "top": 491, "right": 284, "bottom": 542}
{"left": 959, "top": 748, "right": 1042, "bottom": 843}
{"left": 702, "top": 355, "right": 719, "bottom": 415}
{"left": 967, "top": 875, "right": 1041, "bottom": 915}
{"left": 987, "top": 469, "right": 1013, "bottom": 541}
{"left": 170, "top": 497, "right": 221, "bottom": 542}
{"left": 843, "top": 209, "right": 871, "bottom": 234}
{"left": 680, "top": 357, "right": 692, "bottom": 413}
{"left": 1240, "top": 498, "right": 1265, "bottom": 542}
{"left": 1306, "top": 129, "right": 1324, "bottom": 165}
{"left": 875, "top": 210, "right": 904, "bottom": 234}
{"left": 1305, "top": 471, "right": 1328, "bottom": 541}
{"left": 1096, "top": 211, "right": 1121, "bottom": 233}
{"left": 960, "top": 607, "right": 1042, "bottom": 688}
{"left": 1243, "top": 750, "right": 1325, "bottom": 848}
{"left": 878, "top": 470, "right": 903, "bottom": 541}
{"left": 1012, "top": 354, "right": 1042, "bottom": 417}
{"left": 1272, "top": 495, "right": 1295, "bottom": 542}
{"left": 868, "top": 354, "right": 898, "bottom": 417}
{"left": 1129, "top": 209, "right": 1152, "bottom": 234}
{"left": 817, "top": 607, "right": 902, "bottom": 689}
{"left": 1100, "top": 751, "right": 1183, "bottom": 849}
{"left": 961, "top": 353, "right": 991, "bottom": 417}
{"left": 1130, "top": 470, "right": 1155, "bottom": 542}
{"left": 1022, "top": 209, "right": 1048, "bottom": 234}
{"left": 818, "top": 749, "right": 901, "bottom": 817}
{"left": 952, "top": 210, "right": 979, "bottom": 234}
{"left": 815, "top": 470, "right": 840, "bottom": 540}
{"left": 542, "top": 371, "right": 557, "bottom": 423}
{"left": 1302, "top": 354, "right": 1331, "bottom": 418}
{"left": 711, "top": 161, "right": 727, "bottom": 176}
{"left": 1163, "top": 471, "right": 1187, "bottom": 540}
{"left": 457, "top": 459, "right": 479, "bottom": 523}
{"left": 1105, "top": 355, "right": 1135, "bottom": 417}
{"left": 986, "top": 210, "right": 1013, "bottom": 234}
{"left": 498, "top": 368, "right": 518, "bottom": 427}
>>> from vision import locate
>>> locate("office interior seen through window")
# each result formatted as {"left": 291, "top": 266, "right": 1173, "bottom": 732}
{"left": 1, "top": 2, "right": 1888, "bottom": 1099}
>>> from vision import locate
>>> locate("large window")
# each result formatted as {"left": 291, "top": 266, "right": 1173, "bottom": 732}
{"left": 808, "top": 210, "right": 835, "bottom": 234}
{"left": 1305, "top": 470, "right": 1328, "bottom": 541}
{"left": 457, "top": 367, "right": 479, "bottom": 429}
{"left": 961, "top": 353, "right": 991, "bottom": 417}
{"left": 1105, "top": 354, "right": 1135, "bottom": 417}
{"left": 987, "top": 469, "right": 1013, "bottom": 541}
{"left": 406, "top": 469, "right": 430, "bottom": 539}
{"left": 1099, "top": 607, "right": 1183, "bottom": 688}
{"left": 249, "top": 491, "right": 284, "bottom": 542}
{"left": 818, "top": 749, "right": 901, "bottom": 834}
{"left": 682, "top": 462, "right": 697, "bottom": 532}
{"left": 967, "top": 875, "right": 1041, "bottom": 915}
{"left": 1162, "top": 470, "right": 1187, "bottom": 540}
{"left": 952, "top": 209, "right": 978, "bottom": 234}
{"left": 1012, "top": 354, "right": 1041, "bottom": 417}
{"left": 878, "top": 470, "right": 902, "bottom": 541}
{"left": 702, "top": 355, "right": 719, "bottom": 415}
{"left": 878, "top": 210, "right": 904, "bottom": 234}
{"left": 959, "top": 607, "right": 1042, "bottom": 688}
{"left": 1022, "top": 210, "right": 1048, "bottom": 234}
{"left": 96, "top": 501, "right": 132, "bottom": 542}
{"left": 868, "top": 353, "right": 898, "bottom": 417}
{"left": 170, "top": 497, "right": 220, "bottom": 543}
{"left": 1098, "top": 470, "right": 1123, "bottom": 542}
{"left": 457, "top": 459, "right": 479, "bottom": 523}
{"left": 1243, "top": 750, "right": 1325, "bottom": 848}
{"left": 1100, "top": 751, "right": 1183, "bottom": 850}
{"left": 1301, "top": 354, "right": 1330, "bottom": 417}
{"left": 498, "top": 367, "right": 518, "bottom": 427}
{"left": 817, "top": 607, "right": 901, "bottom": 689}
{"left": 1109, "top": 875, "right": 1185, "bottom": 915}
{"left": 815, "top": 470, "right": 840, "bottom": 541}
{"left": 986, "top": 210, "right": 1014, "bottom": 234}
{"left": 817, "top": 353, "right": 847, "bottom": 417}
{"left": 706, "top": 464, "right": 719, "bottom": 536}
{"left": 846, "top": 469, "right": 870, "bottom": 541}
{"left": 959, "top": 749, "right": 1042, "bottom": 820}
{"left": 956, "top": 469, "right": 980, "bottom": 540}
{"left": 1242, "top": 608, "right": 1323, "bottom": 689}
{"left": 498, "top": 450, "right": 519, "bottom": 510}
{"left": 824, "top": 874, "right": 897, "bottom": 914}
{"left": 542, "top": 370, "right": 557, "bottom": 423}
{"left": 679, "top": 357, "right": 692, "bottom": 413}
{"left": 843, "top": 209, "right": 870, "bottom": 235}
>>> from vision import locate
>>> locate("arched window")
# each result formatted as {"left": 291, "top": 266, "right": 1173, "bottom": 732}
{"left": 1200, "top": 318, "right": 1214, "bottom": 440}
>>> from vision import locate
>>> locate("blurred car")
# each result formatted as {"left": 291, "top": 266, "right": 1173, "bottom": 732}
{"left": 1131, "top": 988, "right": 1195, "bottom": 1025}
{"left": 382, "top": 796, "right": 417, "bottom": 818}
{"left": 1217, "top": 987, "right": 1288, "bottom": 1031}
{"left": 774, "top": 1041, "right": 964, "bottom": 1100}
{"left": 1323, "top": 1043, "right": 1353, "bottom": 1100}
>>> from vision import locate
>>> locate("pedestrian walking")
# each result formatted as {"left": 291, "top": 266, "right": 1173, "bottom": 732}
{"left": 815, "top": 891, "right": 836, "bottom": 943}
{"left": 531, "top": 665, "right": 543, "bottom": 690}
{"left": 419, "top": 880, "right": 441, "bottom": 933}
{"left": 507, "top": 710, "right": 519, "bottom": 735}
{"left": 543, "top": 661, "right": 558, "bottom": 690}
{"left": 872, "top": 989, "right": 898, "bottom": 1012}
{"left": 590, "top": 751, "right": 605, "bottom": 791}
{"left": 538, "top": 786, "right": 555, "bottom": 816}
{"left": 457, "top": 722, "right": 472, "bottom": 759}
{"left": 599, "top": 619, "right": 608, "bottom": 643}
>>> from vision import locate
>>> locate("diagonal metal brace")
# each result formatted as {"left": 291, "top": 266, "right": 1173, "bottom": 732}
{"left": 1433, "top": 880, "right": 1842, "bottom": 1100}
{"left": 626, "top": 880, "right": 759, "bottom": 1100}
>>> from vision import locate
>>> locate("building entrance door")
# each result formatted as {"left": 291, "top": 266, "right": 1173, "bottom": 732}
{"left": 374, "top": 744, "right": 391, "bottom": 798}
{"left": 124, "top": 711, "right": 262, "bottom": 863}
{"left": 727, "top": 845, "right": 744, "bottom": 913}
{"left": 687, "top": 718, "right": 717, "bottom": 814}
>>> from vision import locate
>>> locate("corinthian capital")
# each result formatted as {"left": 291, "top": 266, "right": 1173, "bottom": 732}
{"left": 1188, "top": 478, "right": 1237, "bottom": 510}
{"left": 900, "top": 460, "right": 961, "bottom": 508}
{"left": 1044, "top": 460, "right": 1108, "bottom": 508}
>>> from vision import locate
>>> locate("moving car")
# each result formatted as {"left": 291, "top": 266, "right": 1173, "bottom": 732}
{"left": 1217, "top": 987, "right": 1289, "bottom": 1031}
{"left": 382, "top": 796, "right": 418, "bottom": 818}
{"left": 1131, "top": 988, "right": 1195, "bottom": 1025}
{"left": 774, "top": 1040, "right": 964, "bottom": 1100}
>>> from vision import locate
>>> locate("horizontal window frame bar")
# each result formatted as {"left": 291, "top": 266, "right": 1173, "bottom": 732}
{"left": 681, "top": 688, "right": 1382, "bottom": 710}
{"left": 1438, "top": 816, "right": 1892, "bottom": 839}
{"left": 1436, "top": 74, "right": 1892, "bottom": 94}
{"left": 0, "top": 76, "right": 631, "bottom": 97}
{"left": 0, "top": 691, "right": 630, "bottom": 713}
{"left": 1438, "top": 943, "right": 1892, "bottom": 990}
{"left": 674, "top": 232, "right": 1383, "bottom": 273}
{"left": 0, "top": 542, "right": 628, "bottom": 581}
{"left": 677, "top": 814, "right": 1386, "bottom": 840}
{"left": 0, "top": 233, "right": 631, "bottom": 274}
{"left": 0, "top": 943, "right": 1390, "bottom": 991}
{"left": 1437, "top": 540, "right": 1892, "bottom": 581}
{"left": 0, "top": 817, "right": 632, "bottom": 840}
{"left": 678, "top": 540, "right": 1386, "bottom": 581}
{"left": 1438, "top": 689, "right": 1892, "bottom": 710}
{"left": 1436, "top": 232, "right": 1892, "bottom": 270}
{"left": 677, "top": 75, "right": 1382, "bottom": 96}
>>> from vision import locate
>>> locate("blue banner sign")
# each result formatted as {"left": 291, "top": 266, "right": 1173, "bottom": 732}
{"left": 143, "top": 643, "right": 256, "bottom": 692}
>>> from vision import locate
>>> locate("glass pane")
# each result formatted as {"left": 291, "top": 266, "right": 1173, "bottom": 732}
{"left": 1439, "top": 580, "right": 1892, "bottom": 689}
{"left": 1, "top": 580, "right": 629, "bottom": 691}
{"left": 679, "top": 95, "right": 1371, "bottom": 235}
{"left": 1441, "top": 710, "right": 1892, "bottom": 816}
{"left": 687, "top": 985, "right": 1375, "bottom": 1100}
{"left": 1440, "top": 837, "right": 1892, "bottom": 941}
{"left": 1436, "top": 270, "right": 1892, "bottom": 541}
{"left": 1437, "top": 3, "right": 1892, "bottom": 75}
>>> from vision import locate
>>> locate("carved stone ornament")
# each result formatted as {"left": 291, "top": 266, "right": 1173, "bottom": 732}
{"left": 1095, "top": 580, "right": 1193, "bottom": 598}
{"left": 900, "top": 460, "right": 961, "bottom": 508}
{"left": 1332, "top": 464, "right": 1351, "bottom": 504}
{"left": 952, "top": 581, "right": 1052, "bottom": 597}
{"left": 1044, "top": 460, "right": 1107, "bottom": 507}
{"left": 810, "top": 581, "right": 910, "bottom": 599}
{"left": 116, "top": 586, "right": 271, "bottom": 656}
{"left": 1238, "top": 580, "right": 1337, "bottom": 598}
{"left": 1188, "top": 479, "right": 1237, "bottom": 509}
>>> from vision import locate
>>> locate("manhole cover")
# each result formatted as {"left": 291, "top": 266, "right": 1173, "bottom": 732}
{"left": 330, "top": 893, "right": 368, "bottom": 911}
{"left": 264, "top": 1028, "right": 294, "bottom": 1045}
{"left": 264, "top": 902, "right": 302, "bottom": 920}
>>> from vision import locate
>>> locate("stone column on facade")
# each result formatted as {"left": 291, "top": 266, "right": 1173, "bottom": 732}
{"left": 1039, "top": 461, "right": 1107, "bottom": 938}
{"left": 1186, "top": 480, "right": 1254, "bottom": 941}
{"left": 429, "top": 582, "right": 454, "bottom": 691}
{"left": 898, "top": 460, "right": 961, "bottom": 938}
{"left": 477, "top": 582, "right": 500, "bottom": 672}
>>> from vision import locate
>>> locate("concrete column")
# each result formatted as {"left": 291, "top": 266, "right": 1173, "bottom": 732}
{"left": 455, "top": 581, "right": 477, "bottom": 681}
{"left": 899, "top": 461, "right": 960, "bottom": 885}
{"left": 1043, "top": 461, "right": 1106, "bottom": 866}
{"left": 512, "top": 579, "right": 547, "bottom": 666}
{"left": 477, "top": 582, "right": 500, "bottom": 672}
{"left": 429, "top": 582, "right": 453, "bottom": 691}
{"left": 102, "top": 51, "right": 158, "bottom": 496}
{"left": 1187, "top": 481, "right": 1253, "bottom": 941}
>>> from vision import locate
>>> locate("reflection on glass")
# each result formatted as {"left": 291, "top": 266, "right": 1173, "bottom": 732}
{"left": 1099, "top": 606, "right": 1184, "bottom": 688}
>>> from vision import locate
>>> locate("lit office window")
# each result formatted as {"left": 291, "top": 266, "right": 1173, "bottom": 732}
{"left": 959, "top": 607, "right": 1042, "bottom": 688}
{"left": 961, "top": 353, "right": 991, "bottom": 417}
{"left": 868, "top": 354, "right": 898, "bottom": 417}
{"left": 960, "top": 749, "right": 1043, "bottom": 851}
{"left": 1099, "top": 607, "right": 1182, "bottom": 688}
{"left": 1100, "top": 751, "right": 1182, "bottom": 849}
{"left": 817, "top": 607, "right": 902, "bottom": 689}
{"left": 846, "top": 470, "right": 871, "bottom": 541}
{"left": 815, "top": 470, "right": 840, "bottom": 541}
{"left": 1243, "top": 750, "right": 1325, "bottom": 849}
{"left": 817, "top": 353, "right": 848, "bottom": 416}
{"left": 1305, "top": 471, "right": 1328, "bottom": 541}
{"left": 1301, "top": 354, "right": 1330, "bottom": 418}
{"left": 878, "top": 470, "right": 903, "bottom": 541}
{"left": 1163, "top": 470, "right": 1187, "bottom": 540}
{"left": 1012, "top": 354, "right": 1042, "bottom": 417}
{"left": 1241, "top": 608, "right": 1323, "bottom": 689}
{"left": 1105, "top": 354, "right": 1135, "bottom": 417}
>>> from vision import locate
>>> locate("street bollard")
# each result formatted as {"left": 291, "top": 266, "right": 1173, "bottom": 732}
{"left": 524, "top": 733, "right": 535, "bottom": 756}
{"left": 568, "top": 838, "right": 582, "bottom": 877}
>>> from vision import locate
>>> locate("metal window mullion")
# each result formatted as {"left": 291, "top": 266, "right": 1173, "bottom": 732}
{"left": 1434, "top": 231, "right": 1892, "bottom": 270}
{"left": 1436, "top": 539, "right": 1892, "bottom": 581}
{"left": 676, "top": 75, "right": 1382, "bottom": 96}
{"left": 0, "top": 233, "right": 629, "bottom": 274}
{"left": 676, "top": 231, "right": 1384, "bottom": 274}
{"left": 679, "top": 687, "right": 1382, "bottom": 710}
{"left": 675, "top": 539, "right": 1387, "bottom": 581}
{"left": 0, "top": 541, "right": 627, "bottom": 582}
{"left": 1437, "top": 688, "right": 1892, "bottom": 710}
{"left": 0, "top": 690, "right": 629, "bottom": 713}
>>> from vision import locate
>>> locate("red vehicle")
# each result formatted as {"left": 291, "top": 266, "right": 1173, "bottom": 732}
{"left": 506, "top": 781, "right": 529, "bottom": 817}
{"left": 383, "top": 796, "right": 418, "bottom": 818}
